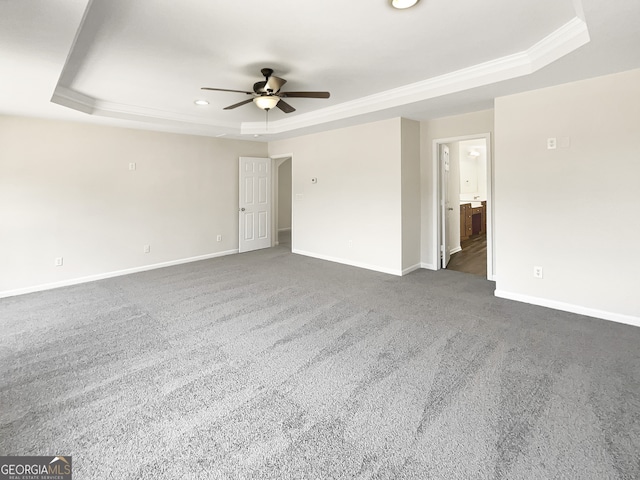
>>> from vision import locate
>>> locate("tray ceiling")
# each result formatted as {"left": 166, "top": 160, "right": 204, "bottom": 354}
{"left": 1, "top": 0, "right": 640, "bottom": 140}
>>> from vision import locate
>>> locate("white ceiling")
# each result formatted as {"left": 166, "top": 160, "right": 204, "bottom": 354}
{"left": 1, "top": 0, "right": 639, "bottom": 141}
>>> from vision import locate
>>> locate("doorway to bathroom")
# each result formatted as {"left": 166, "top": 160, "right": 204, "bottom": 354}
{"left": 435, "top": 134, "right": 493, "bottom": 279}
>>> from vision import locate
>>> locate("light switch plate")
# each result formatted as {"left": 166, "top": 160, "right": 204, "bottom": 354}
{"left": 533, "top": 266, "right": 543, "bottom": 278}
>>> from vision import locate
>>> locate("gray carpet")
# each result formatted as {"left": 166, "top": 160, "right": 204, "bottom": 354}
{"left": 1, "top": 245, "right": 639, "bottom": 479}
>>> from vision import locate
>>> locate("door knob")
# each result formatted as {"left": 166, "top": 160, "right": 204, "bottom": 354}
{"left": 447, "top": 207, "right": 454, "bottom": 211}
{"left": 240, "top": 207, "right": 245, "bottom": 212}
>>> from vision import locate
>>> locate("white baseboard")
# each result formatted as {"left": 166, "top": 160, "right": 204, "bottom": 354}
{"left": 292, "top": 249, "right": 402, "bottom": 276}
{"left": 402, "top": 263, "right": 422, "bottom": 275}
{"left": 278, "top": 227, "right": 291, "bottom": 232}
{"left": 494, "top": 289, "right": 640, "bottom": 328}
{"left": 421, "top": 262, "right": 437, "bottom": 270}
{"left": 450, "top": 246, "right": 462, "bottom": 255}
{"left": 0, "top": 249, "right": 239, "bottom": 299}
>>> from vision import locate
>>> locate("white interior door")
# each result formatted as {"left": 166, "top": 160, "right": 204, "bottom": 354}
{"left": 441, "top": 144, "right": 451, "bottom": 268}
{"left": 239, "top": 157, "right": 272, "bottom": 253}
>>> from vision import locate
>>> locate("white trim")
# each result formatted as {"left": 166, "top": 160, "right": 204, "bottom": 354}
{"left": 51, "top": 87, "right": 239, "bottom": 129}
{"left": 50, "top": 86, "right": 95, "bottom": 114}
{"left": 0, "top": 249, "right": 238, "bottom": 299}
{"left": 271, "top": 154, "right": 295, "bottom": 160}
{"left": 278, "top": 227, "right": 291, "bottom": 232}
{"left": 292, "top": 249, "right": 402, "bottom": 276}
{"left": 421, "top": 262, "right": 437, "bottom": 270}
{"left": 528, "top": 16, "right": 590, "bottom": 72}
{"left": 53, "top": 15, "right": 588, "bottom": 137}
{"left": 450, "top": 246, "right": 462, "bottom": 255}
{"left": 494, "top": 290, "right": 640, "bottom": 328}
{"left": 271, "top": 154, "right": 293, "bottom": 248}
{"left": 402, "top": 264, "right": 422, "bottom": 275}
{"left": 433, "top": 133, "right": 494, "bottom": 281}
{"left": 241, "top": 17, "right": 589, "bottom": 135}
{"left": 271, "top": 158, "right": 279, "bottom": 248}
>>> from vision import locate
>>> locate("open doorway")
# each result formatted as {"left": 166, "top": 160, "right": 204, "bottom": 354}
{"left": 274, "top": 157, "right": 292, "bottom": 249}
{"left": 434, "top": 134, "right": 494, "bottom": 280}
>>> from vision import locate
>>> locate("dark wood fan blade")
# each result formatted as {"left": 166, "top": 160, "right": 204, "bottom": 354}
{"left": 281, "top": 91, "right": 330, "bottom": 98}
{"left": 223, "top": 98, "right": 254, "bottom": 110}
{"left": 201, "top": 87, "right": 253, "bottom": 95}
{"left": 276, "top": 100, "right": 296, "bottom": 114}
{"left": 253, "top": 81, "right": 267, "bottom": 94}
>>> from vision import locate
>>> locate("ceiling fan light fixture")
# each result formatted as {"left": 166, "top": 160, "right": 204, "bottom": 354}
{"left": 203, "top": 68, "right": 329, "bottom": 113}
{"left": 391, "top": 0, "right": 419, "bottom": 9}
{"left": 253, "top": 95, "right": 280, "bottom": 111}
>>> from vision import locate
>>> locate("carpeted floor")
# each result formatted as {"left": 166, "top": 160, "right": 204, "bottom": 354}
{"left": 1, "top": 245, "right": 639, "bottom": 479}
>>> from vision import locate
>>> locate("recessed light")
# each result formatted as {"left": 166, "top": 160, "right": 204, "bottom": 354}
{"left": 194, "top": 99, "right": 209, "bottom": 106}
{"left": 391, "top": 0, "right": 419, "bottom": 9}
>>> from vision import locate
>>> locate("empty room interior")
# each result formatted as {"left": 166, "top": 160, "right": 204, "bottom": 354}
{"left": 1, "top": 1, "right": 639, "bottom": 479}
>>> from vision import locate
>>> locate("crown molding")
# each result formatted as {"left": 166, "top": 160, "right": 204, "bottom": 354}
{"left": 241, "top": 17, "right": 589, "bottom": 135}
{"left": 51, "top": 86, "right": 95, "bottom": 115}
{"left": 51, "top": 86, "right": 238, "bottom": 130}
{"left": 528, "top": 16, "right": 590, "bottom": 71}
{"left": 52, "top": 13, "right": 589, "bottom": 137}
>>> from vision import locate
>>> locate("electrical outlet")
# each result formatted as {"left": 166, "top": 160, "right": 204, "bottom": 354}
{"left": 216, "top": 235, "right": 222, "bottom": 242}
{"left": 533, "top": 266, "right": 543, "bottom": 279}
{"left": 55, "top": 257, "right": 63, "bottom": 266}
{"left": 129, "top": 162, "right": 136, "bottom": 171}
{"left": 547, "top": 138, "right": 557, "bottom": 150}
{"left": 347, "top": 240, "right": 353, "bottom": 248}
{"left": 144, "top": 245, "right": 150, "bottom": 253}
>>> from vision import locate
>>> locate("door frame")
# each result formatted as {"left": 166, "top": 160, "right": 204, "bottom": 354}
{"left": 271, "top": 153, "right": 294, "bottom": 248}
{"left": 432, "top": 133, "right": 494, "bottom": 280}
{"left": 440, "top": 144, "right": 452, "bottom": 268}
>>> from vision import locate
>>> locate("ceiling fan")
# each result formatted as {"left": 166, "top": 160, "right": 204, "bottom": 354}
{"left": 201, "top": 68, "right": 330, "bottom": 113}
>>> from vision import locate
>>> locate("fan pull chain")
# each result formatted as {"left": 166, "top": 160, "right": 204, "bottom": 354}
{"left": 265, "top": 109, "right": 269, "bottom": 132}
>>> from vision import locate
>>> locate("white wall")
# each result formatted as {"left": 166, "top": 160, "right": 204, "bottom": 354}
{"left": 269, "top": 118, "right": 409, "bottom": 275}
{"left": 494, "top": 68, "right": 640, "bottom": 323}
{"left": 277, "top": 158, "right": 292, "bottom": 230}
{"left": 458, "top": 139, "right": 487, "bottom": 201}
{"left": 401, "top": 118, "right": 421, "bottom": 272}
{"left": 0, "top": 115, "right": 267, "bottom": 295}
{"left": 420, "top": 110, "right": 494, "bottom": 268}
